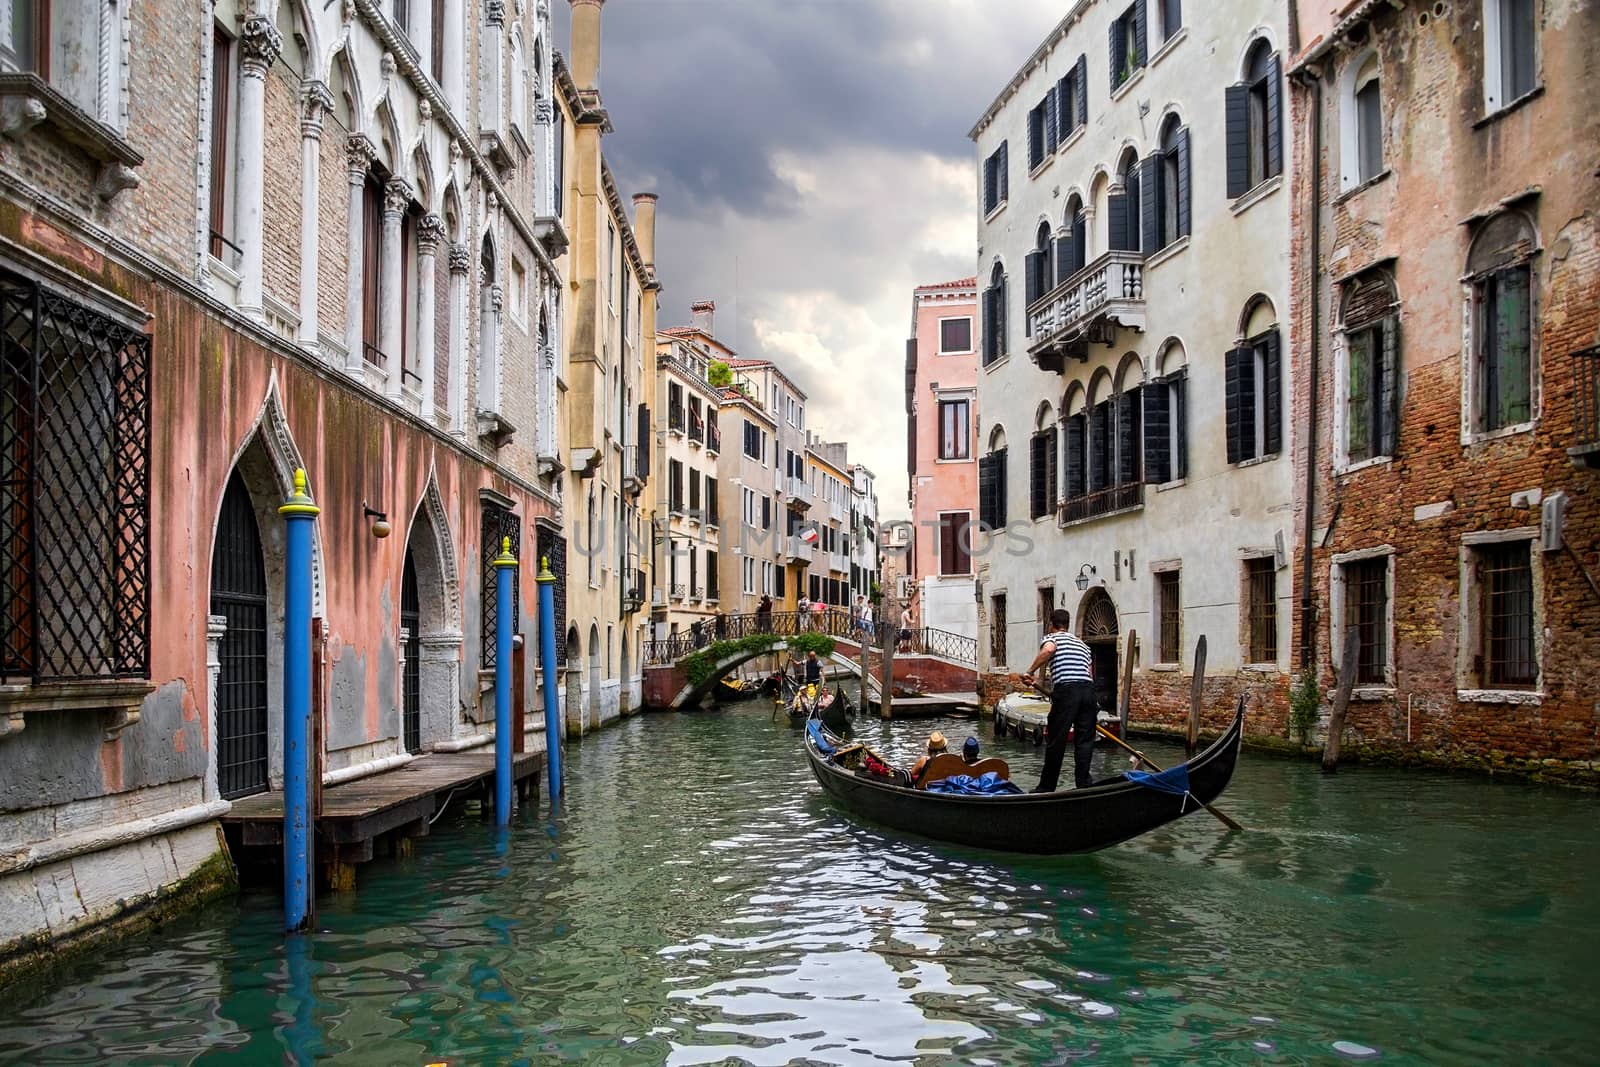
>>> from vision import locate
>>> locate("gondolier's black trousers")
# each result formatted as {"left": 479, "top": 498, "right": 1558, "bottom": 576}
{"left": 1038, "top": 680, "right": 1097, "bottom": 791}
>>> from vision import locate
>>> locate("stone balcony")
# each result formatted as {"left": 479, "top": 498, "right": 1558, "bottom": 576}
{"left": 1027, "top": 250, "right": 1147, "bottom": 374}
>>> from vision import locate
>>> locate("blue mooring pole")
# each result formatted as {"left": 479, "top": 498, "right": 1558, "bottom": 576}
{"left": 536, "top": 555, "right": 563, "bottom": 802}
{"left": 492, "top": 536, "right": 518, "bottom": 825}
{"left": 279, "top": 468, "right": 319, "bottom": 932}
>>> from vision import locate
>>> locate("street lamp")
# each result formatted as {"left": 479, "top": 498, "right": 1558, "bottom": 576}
{"left": 1075, "top": 563, "right": 1096, "bottom": 591}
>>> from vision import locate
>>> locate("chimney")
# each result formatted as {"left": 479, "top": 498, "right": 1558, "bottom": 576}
{"left": 631, "top": 192, "right": 657, "bottom": 274}
{"left": 691, "top": 300, "right": 715, "bottom": 336}
{"left": 570, "top": 0, "right": 603, "bottom": 92}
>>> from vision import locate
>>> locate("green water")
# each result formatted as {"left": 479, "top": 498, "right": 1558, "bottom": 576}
{"left": 3, "top": 704, "right": 1598, "bottom": 1065}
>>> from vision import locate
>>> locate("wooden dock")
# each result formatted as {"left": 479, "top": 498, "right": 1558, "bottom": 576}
{"left": 222, "top": 751, "right": 541, "bottom": 887}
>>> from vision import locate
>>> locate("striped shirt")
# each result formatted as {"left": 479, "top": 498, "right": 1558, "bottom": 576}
{"left": 1043, "top": 630, "right": 1093, "bottom": 685}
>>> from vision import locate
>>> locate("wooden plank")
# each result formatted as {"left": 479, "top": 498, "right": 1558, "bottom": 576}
{"left": 1323, "top": 628, "right": 1360, "bottom": 772}
{"left": 1187, "top": 634, "right": 1207, "bottom": 757}
{"left": 1117, "top": 629, "right": 1137, "bottom": 739}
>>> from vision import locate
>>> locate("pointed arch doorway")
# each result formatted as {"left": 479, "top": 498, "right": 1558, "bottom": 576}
{"left": 1079, "top": 587, "right": 1119, "bottom": 719}
{"left": 401, "top": 550, "right": 422, "bottom": 754}
{"left": 212, "top": 472, "right": 269, "bottom": 799}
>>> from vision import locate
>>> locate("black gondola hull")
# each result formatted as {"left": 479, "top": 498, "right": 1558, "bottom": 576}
{"left": 805, "top": 710, "right": 1243, "bottom": 855}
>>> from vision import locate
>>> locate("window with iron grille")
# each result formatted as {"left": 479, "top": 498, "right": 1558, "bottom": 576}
{"left": 0, "top": 268, "right": 150, "bottom": 682}
{"left": 1342, "top": 557, "right": 1388, "bottom": 685}
{"left": 536, "top": 524, "right": 566, "bottom": 666}
{"left": 1245, "top": 557, "right": 1277, "bottom": 664}
{"left": 1156, "top": 569, "right": 1181, "bottom": 664}
{"left": 990, "top": 593, "right": 1007, "bottom": 667}
{"left": 1477, "top": 541, "right": 1535, "bottom": 688}
{"left": 480, "top": 502, "right": 520, "bottom": 671}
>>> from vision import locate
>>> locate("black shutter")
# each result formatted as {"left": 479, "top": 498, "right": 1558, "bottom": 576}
{"left": 981, "top": 285, "right": 994, "bottom": 364}
{"left": 762, "top": 495, "right": 770, "bottom": 529}
{"left": 1133, "top": 0, "right": 1147, "bottom": 69}
{"left": 1089, "top": 403, "right": 1109, "bottom": 491}
{"left": 1262, "top": 330, "right": 1282, "bottom": 455}
{"left": 1174, "top": 371, "right": 1189, "bottom": 478}
{"left": 1056, "top": 75, "right": 1071, "bottom": 141}
{"left": 983, "top": 154, "right": 996, "bottom": 213}
{"left": 1045, "top": 87, "right": 1060, "bottom": 154}
{"left": 1045, "top": 427, "right": 1058, "bottom": 512}
{"left": 1064, "top": 413, "right": 1086, "bottom": 498}
{"left": 1030, "top": 432, "right": 1047, "bottom": 518}
{"left": 636, "top": 402, "right": 651, "bottom": 482}
{"left": 998, "top": 141, "right": 1008, "bottom": 203}
{"left": 978, "top": 454, "right": 995, "bottom": 529}
{"left": 1225, "top": 84, "right": 1250, "bottom": 198}
{"left": 1265, "top": 54, "right": 1283, "bottom": 178}
{"left": 995, "top": 447, "right": 1007, "bottom": 525}
{"left": 1175, "top": 128, "right": 1192, "bottom": 237}
{"left": 1109, "top": 19, "right": 1123, "bottom": 92}
{"left": 1117, "top": 388, "right": 1142, "bottom": 484}
{"left": 1027, "top": 106, "right": 1042, "bottom": 169}
{"left": 996, "top": 275, "right": 1007, "bottom": 357}
{"left": 1075, "top": 54, "right": 1088, "bottom": 130}
{"left": 1144, "top": 381, "right": 1170, "bottom": 484}
{"left": 1379, "top": 316, "right": 1399, "bottom": 457}
{"left": 1225, "top": 346, "right": 1256, "bottom": 463}
{"left": 1053, "top": 236, "right": 1072, "bottom": 286}
{"left": 1140, "top": 154, "right": 1164, "bottom": 255}
{"left": 1107, "top": 193, "right": 1131, "bottom": 252}
{"left": 1073, "top": 211, "right": 1087, "bottom": 272}
{"left": 1024, "top": 249, "right": 1046, "bottom": 307}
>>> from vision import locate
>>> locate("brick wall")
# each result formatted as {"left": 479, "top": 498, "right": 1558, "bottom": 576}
{"left": 261, "top": 64, "right": 302, "bottom": 316}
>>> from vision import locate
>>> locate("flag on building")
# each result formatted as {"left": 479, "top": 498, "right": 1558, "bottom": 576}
{"left": 800, "top": 524, "right": 819, "bottom": 545}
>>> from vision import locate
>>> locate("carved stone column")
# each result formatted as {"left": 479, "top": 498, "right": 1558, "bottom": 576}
{"left": 205, "top": 614, "right": 228, "bottom": 803}
{"left": 415, "top": 213, "right": 444, "bottom": 418}
{"left": 381, "top": 177, "right": 412, "bottom": 398}
{"left": 447, "top": 242, "right": 470, "bottom": 436}
{"left": 297, "top": 81, "right": 332, "bottom": 355}
{"left": 344, "top": 133, "right": 376, "bottom": 376}
{"left": 235, "top": 15, "right": 283, "bottom": 320}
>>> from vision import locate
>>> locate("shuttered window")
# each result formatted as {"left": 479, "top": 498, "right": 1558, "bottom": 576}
{"left": 983, "top": 142, "right": 1009, "bottom": 215}
{"left": 1153, "top": 119, "right": 1190, "bottom": 249}
{"left": 979, "top": 448, "right": 1008, "bottom": 530}
{"left": 1056, "top": 56, "right": 1088, "bottom": 142}
{"left": 938, "top": 512, "right": 972, "bottom": 576}
{"left": 1144, "top": 370, "right": 1188, "bottom": 484}
{"left": 1227, "top": 42, "right": 1282, "bottom": 198}
{"left": 1226, "top": 330, "right": 1281, "bottom": 463}
{"left": 1109, "top": 1, "right": 1147, "bottom": 92}
{"left": 1029, "top": 429, "right": 1057, "bottom": 519}
{"left": 982, "top": 266, "right": 1007, "bottom": 366}
{"left": 1062, "top": 412, "right": 1087, "bottom": 499}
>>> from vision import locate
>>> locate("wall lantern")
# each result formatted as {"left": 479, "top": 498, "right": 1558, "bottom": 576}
{"left": 1075, "top": 563, "right": 1096, "bottom": 591}
{"left": 363, "top": 503, "right": 391, "bottom": 539}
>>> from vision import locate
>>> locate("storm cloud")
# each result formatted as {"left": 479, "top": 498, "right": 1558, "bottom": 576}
{"left": 557, "top": 1, "right": 1063, "bottom": 515}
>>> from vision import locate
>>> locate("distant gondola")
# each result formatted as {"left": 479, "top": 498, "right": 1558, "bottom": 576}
{"left": 803, "top": 706, "right": 1244, "bottom": 855}
{"left": 713, "top": 676, "right": 760, "bottom": 704}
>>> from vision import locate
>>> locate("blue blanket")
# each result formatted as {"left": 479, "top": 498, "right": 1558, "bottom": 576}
{"left": 926, "top": 772, "right": 1024, "bottom": 795}
{"left": 806, "top": 720, "right": 836, "bottom": 756}
{"left": 1126, "top": 764, "right": 1190, "bottom": 796}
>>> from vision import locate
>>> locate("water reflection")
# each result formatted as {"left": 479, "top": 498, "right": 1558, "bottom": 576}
{"left": 1, "top": 703, "right": 1598, "bottom": 1065}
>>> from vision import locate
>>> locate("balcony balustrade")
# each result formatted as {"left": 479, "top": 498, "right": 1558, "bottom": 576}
{"left": 1027, "top": 249, "right": 1146, "bottom": 374}
{"left": 1058, "top": 481, "right": 1145, "bottom": 525}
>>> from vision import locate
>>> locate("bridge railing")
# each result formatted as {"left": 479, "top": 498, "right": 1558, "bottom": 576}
{"left": 642, "top": 610, "right": 977, "bottom": 667}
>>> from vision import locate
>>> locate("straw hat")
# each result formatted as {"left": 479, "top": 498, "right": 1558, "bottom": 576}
{"left": 927, "top": 731, "right": 947, "bottom": 753}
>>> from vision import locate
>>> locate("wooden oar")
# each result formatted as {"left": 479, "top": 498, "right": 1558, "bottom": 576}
{"left": 1031, "top": 684, "right": 1243, "bottom": 833}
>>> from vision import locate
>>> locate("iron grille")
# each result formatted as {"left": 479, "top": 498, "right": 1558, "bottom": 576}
{"left": 1344, "top": 558, "right": 1388, "bottom": 685}
{"left": 1576, "top": 345, "right": 1600, "bottom": 449}
{"left": 402, "top": 551, "right": 421, "bottom": 753}
{"left": 536, "top": 524, "right": 566, "bottom": 666}
{"left": 0, "top": 268, "right": 150, "bottom": 682}
{"left": 990, "top": 595, "right": 1007, "bottom": 667}
{"left": 1157, "top": 570, "right": 1181, "bottom": 664}
{"left": 480, "top": 502, "right": 520, "bottom": 671}
{"left": 1246, "top": 558, "right": 1277, "bottom": 664}
{"left": 213, "top": 474, "right": 268, "bottom": 799}
{"left": 1481, "top": 542, "right": 1535, "bottom": 687}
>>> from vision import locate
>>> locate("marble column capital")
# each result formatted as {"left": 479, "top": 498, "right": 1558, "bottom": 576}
{"left": 239, "top": 16, "right": 284, "bottom": 80}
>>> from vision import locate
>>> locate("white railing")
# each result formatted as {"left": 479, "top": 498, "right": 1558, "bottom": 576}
{"left": 1027, "top": 249, "right": 1146, "bottom": 349}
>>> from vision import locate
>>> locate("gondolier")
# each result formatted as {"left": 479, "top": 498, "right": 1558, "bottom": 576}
{"left": 1022, "top": 608, "right": 1096, "bottom": 792}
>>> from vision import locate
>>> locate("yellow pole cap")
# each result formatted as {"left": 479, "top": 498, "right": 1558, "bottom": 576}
{"left": 278, "top": 467, "right": 321, "bottom": 517}
{"left": 536, "top": 553, "right": 557, "bottom": 583}
{"left": 492, "top": 535, "right": 519, "bottom": 569}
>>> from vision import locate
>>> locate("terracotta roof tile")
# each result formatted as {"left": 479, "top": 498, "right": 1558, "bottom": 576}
{"left": 916, "top": 277, "right": 977, "bottom": 292}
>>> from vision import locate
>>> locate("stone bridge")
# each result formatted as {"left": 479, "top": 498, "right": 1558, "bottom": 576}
{"left": 644, "top": 639, "right": 883, "bottom": 711}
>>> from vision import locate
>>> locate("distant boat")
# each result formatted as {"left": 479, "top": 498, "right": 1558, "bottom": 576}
{"left": 713, "top": 676, "right": 761, "bottom": 704}
{"left": 803, "top": 706, "right": 1243, "bottom": 855}
{"left": 993, "top": 692, "right": 1123, "bottom": 745}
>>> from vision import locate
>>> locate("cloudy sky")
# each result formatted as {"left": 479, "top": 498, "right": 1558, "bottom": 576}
{"left": 552, "top": 1, "right": 1063, "bottom": 520}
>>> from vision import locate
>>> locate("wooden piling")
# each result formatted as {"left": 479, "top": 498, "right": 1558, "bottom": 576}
{"left": 1118, "top": 630, "right": 1138, "bottom": 738}
{"left": 1187, "top": 635, "right": 1207, "bottom": 757}
{"left": 1323, "top": 629, "right": 1360, "bottom": 772}
{"left": 880, "top": 623, "right": 896, "bottom": 720}
{"left": 512, "top": 638, "right": 526, "bottom": 754}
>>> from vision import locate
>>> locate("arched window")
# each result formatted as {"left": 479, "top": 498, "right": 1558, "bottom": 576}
{"left": 1029, "top": 402, "right": 1057, "bottom": 520}
{"left": 1466, "top": 210, "right": 1538, "bottom": 434}
{"left": 980, "top": 426, "right": 1008, "bottom": 530}
{"left": 1156, "top": 114, "right": 1190, "bottom": 248}
{"left": 1111, "top": 149, "right": 1141, "bottom": 251}
{"left": 982, "top": 261, "right": 1007, "bottom": 366}
{"left": 1227, "top": 39, "right": 1282, "bottom": 197}
{"left": 1338, "top": 269, "right": 1400, "bottom": 465}
{"left": 1226, "top": 296, "right": 1283, "bottom": 463}
{"left": 1062, "top": 194, "right": 1087, "bottom": 279}
{"left": 1025, "top": 221, "right": 1054, "bottom": 327}
{"left": 1147, "top": 339, "right": 1188, "bottom": 483}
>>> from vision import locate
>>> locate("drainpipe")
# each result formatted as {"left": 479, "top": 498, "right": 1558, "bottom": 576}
{"left": 1297, "top": 66, "right": 1323, "bottom": 671}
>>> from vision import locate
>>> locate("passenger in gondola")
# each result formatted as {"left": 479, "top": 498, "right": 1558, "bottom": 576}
{"left": 1022, "top": 608, "right": 1097, "bottom": 792}
{"left": 961, "top": 736, "right": 982, "bottom": 765}
{"left": 910, "top": 731, "right": 948, "bottom": 784}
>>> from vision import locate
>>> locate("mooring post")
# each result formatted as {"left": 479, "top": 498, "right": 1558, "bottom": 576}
{"left": 1324, "top": 628, "right": 1360, "bottom": 773}
{"left": 536, "top": 554, "right": 564, "bottom": 803}
{"left": 1187, "top": 634, "right": 1207, "bottom": 758}
{"left": 279, "top": 468, "right": 319, "bottom": 932}
{"left": 492, "top": 536, "right": 518, "bottom": 825}
{"left": 1118, "top": 630, "right": 1137, "bottom": 739}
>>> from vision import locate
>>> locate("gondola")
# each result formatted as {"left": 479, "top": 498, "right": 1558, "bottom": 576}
{"left": 713, "top": 676, "right": 761, "bottom": 704}
{"left": 803, "top": 706, "right": 1244, "bottom": 855}
{"left": 774, "top": 674, "right": 854, "bottom": 724}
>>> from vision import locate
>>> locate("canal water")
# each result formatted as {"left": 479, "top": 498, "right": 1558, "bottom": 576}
{"left": 3, "top": 699, "right": 1597, "bottom": 1065}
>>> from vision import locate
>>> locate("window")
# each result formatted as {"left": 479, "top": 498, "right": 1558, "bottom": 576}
{"left": 1109, "top": 151, "right": 1141, "bottom": 252}
{"left": 743, "top": 557, "right": 755, "bottom": 595}
{"left": 394, "top": 0, "right": 409, "bottom": 33}
{"left": 606, "top": 222, "right": 616, "bottom": 306}
{"left": 1059, "top": 197, "right": 1087, "bottom": 284}
{"left": 1342, "top": 557, "right": 1389, "bottom": 685}
{"left": 761, "top": 494, "right": 771, "bottom": 531}
{"left": 1245, "top": 557, "right": 1277, "bottom": 664}
{"left": 430, "top": 0, "right": 445, "bottom": 81}
{"left": 0, "top": 268, "right": 151, "bottom": 682}
{"left": 1029, "top": 426, "right": 1057, "bottom": 519}
{"left": 1473, "top": 541, "right": 1536, "bottom": 688}
{"left": 688, "top": 467, "right": 701, "bottom": 513}
{"left": 1025, "top": 221, "right": 1053, "bottom": 318}
{"left": 983, "top": 141, "right": 1008, "bottom": 216}
{"left": 510, "top": 257, "right": 527, "bottom": 323}
{"left": 939, "top": 399, "right": 970, "bottom": 460}
{"left": 978, "top": 443, "right": 1008, "bottom": 529}
{"left": 1145, "top": 115, "right": 1190, "bottom": 252}
{"left": 1226, "top": 304, "right": 1283, "bottom": 463}
{"left": 982, "top": 262, "right": 1007, "bottom": 366}
{"left": 707, "top": 550, "right": 720, "bottom": 599}
{"left": 1144, "top": 349, "right": 1188, "bottom": 483}
{"left": 552, "top": 103, "right": 564, "bottom": 216}
{"left": 1156, "top": 569, "right": 1181, "bottom": 664}
{"left": 1227, "top": 40, "right": 1283, "bottom": 197}
{"left": 1110, "top": 2, "right": 1147, "bottom": 91}
{"left": 706, "top": 480, "right": 719, "bottom": 525}
{"left": 1056, "top": 55, "right": 1088, "bottom": 143}
{"left": 1074, "top": 375, "right": 1142, "bottom": 496}
{"left": 939, "top": 317, "right": 973, "bottom": 354}
{"left": 668, "top": 460, "right": 683, "bottom": 513}
{"left": 1027, "top": 86, "right": 1058, "bottom": 170}
{"left": 1485, "top": 0, "right": 1537, "bottom": 113}
{"left": 743, "top": 418, "right": 767, "bottom": 461}
{"left": 5, "top": 0, "right": 50, "bottom": 77}
{"left": 1340, "top": 271, "right": 1399, "bottom": 464}
{"left": 1354, "top": 55, "right": 1383, "bottom": 184}
{"left": 1468, "top": 211, "right": 1537, "bottom": 435}
{"left": 1158, "top": 0, "right": 1182, "bottom": 43}
{"left": 990, "top": 594, "right": 1008, "bottom": 667}
{"left": 742, "top": 486, "right": 756, "bottom": 528}
{"left": 6, "top": 0, "right": 115, "bottom": 122}
{"left": 481, "top": 502, "right": 520, "bottom": 670}
{"left": 208, "top": 26, "right": 238, "bottom": 264}
{"left": 362, "top": 172, "right": 384, "bottom": 364}
{"left": 938, "top": 512, "right": 972, "bottom": 576}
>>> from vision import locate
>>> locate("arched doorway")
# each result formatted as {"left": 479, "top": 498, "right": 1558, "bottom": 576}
{"left": 1079, "top": 588, "right": 1119, "bottom": 718}
{"left": 587, "top": 622, "right": 601, "bottom": 732}
{"left": 401, "top": 549, "right": 421, "bottom": 754}
{"left": 619, "top": 624, "right": 632, "bottom": 714}
{"left": 564, "top": 625, "right": 581, "bottom": 735}
{"left": 212, "top": 472, "right": 269, "bottom": 799}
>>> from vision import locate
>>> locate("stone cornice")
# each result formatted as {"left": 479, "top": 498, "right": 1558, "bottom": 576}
{"left": 552, "top": 51, "right": 613, "bottom": 133}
